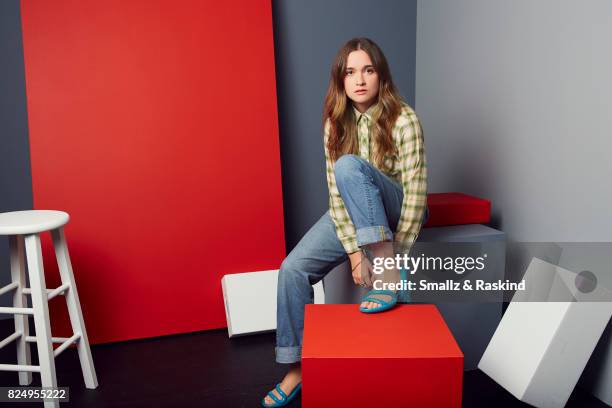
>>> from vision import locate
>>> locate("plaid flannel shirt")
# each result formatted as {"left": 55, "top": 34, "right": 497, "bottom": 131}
{"left": 324, "top": 103, "right": 428, "bottom": 254}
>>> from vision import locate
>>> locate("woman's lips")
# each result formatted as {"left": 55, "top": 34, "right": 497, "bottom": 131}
{"left": 355, "top": 89, "right": 367, "bottom": 94}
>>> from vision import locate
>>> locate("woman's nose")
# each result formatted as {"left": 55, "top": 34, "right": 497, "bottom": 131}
{"left": 356, "top": 74, "right": 365, "bottom": 85}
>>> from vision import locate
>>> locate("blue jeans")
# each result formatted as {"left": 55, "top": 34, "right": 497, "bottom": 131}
{"left": 275, "top": 154, "right": 428, "bottom": 363}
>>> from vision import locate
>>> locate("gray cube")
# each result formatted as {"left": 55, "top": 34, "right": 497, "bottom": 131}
{"left": 323, "top": 223, "right": 506, "bottom": 370}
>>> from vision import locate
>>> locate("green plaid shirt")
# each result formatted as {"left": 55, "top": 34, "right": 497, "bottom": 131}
{"left": 324, "top": 103, "right": 428, "bottom": 254}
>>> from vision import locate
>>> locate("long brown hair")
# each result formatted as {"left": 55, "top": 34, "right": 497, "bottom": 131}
{"left": 324, "top": 38, "right": 404, "bottom": 171}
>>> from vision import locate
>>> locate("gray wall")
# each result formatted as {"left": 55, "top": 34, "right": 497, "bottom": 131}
{"left": 0, "top": 1, "right": 33, "bottom": 314}
{"left": 415, "top": 0, "right": 612, "bottom": 241}
{"left": 272, "top": 0, "right": 418, "bottom": 251}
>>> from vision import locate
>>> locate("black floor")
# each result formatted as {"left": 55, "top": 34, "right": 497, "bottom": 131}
{"left": 0, "top": 320, "right": 607, "bottom": 407}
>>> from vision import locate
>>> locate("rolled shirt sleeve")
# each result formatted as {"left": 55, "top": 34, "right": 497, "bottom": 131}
{"left": 393, "top": 112, "right": 428, "bottom": 251}
{"left": 323, "top": 120, "right": 360, "bottom": 254}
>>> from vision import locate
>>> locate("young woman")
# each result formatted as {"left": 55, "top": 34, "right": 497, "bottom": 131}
{"left": 262, "top": 37, "right": 428, "bottom": 407}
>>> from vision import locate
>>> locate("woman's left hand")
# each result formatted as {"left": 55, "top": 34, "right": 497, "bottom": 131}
{"left": 350, "top": 251, "right": 373, "bottom": 287}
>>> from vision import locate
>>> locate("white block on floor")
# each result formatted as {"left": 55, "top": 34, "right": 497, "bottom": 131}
{"left": 478, "top": 258, "right": 612, "bottom": 408}
{"left": 221, "top": 269, "right": 324, "bottom": 337}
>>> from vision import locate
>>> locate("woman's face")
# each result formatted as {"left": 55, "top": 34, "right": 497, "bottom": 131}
{"left": 344, "top": 49, "right": 380, "bottom": 113}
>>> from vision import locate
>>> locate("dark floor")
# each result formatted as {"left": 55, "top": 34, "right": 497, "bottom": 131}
{"left": 0, "top": 319, "right": 607, "bottom": 408}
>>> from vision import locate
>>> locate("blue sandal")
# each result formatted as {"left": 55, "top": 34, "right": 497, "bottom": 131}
{"left": 398, "top": 267, "right": 410, "bottom": 303}
{"left": 359, "top": 289, "right": 398, "bottom": 313}
{"left": 261, "top": 382, "right": 302, "bottom": 407}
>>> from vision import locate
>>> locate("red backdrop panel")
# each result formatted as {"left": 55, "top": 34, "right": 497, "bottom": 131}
{"left": 20, "top": 0, "right": 285, "bottom": 344}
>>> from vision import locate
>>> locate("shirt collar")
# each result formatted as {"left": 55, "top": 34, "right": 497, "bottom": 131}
{"left": 353, "top": 103, "right": 378, "bottom": 124}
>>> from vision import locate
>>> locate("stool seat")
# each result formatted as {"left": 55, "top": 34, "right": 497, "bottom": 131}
{"left": 0, "top": 210, "right": 69, "bottom": 235}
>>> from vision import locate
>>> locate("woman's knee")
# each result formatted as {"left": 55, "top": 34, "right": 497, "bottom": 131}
{"left": 334, "top": 154, "right": 365, "bottom": 185}
{"left": 279, "top": 256, "right": 307, "bottom": 286}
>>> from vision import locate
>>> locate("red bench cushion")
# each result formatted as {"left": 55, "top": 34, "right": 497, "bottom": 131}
{"left": 425, "top": 192, "right": 491, "bottom": 227}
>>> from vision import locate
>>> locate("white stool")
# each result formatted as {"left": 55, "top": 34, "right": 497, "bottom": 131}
{"left": 0, "top": 210, "right": 98, "bottom": 407}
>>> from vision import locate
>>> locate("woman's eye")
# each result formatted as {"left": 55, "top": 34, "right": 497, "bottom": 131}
{"left": 366, "top": 68, "right": 375, "bottom": 74}
{"left": 346, "top": 71, "right": 353, "bottom": 76}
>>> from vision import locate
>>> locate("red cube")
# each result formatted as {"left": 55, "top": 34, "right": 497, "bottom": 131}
{"left": 302, "top": 304, "right": 463, "bottom": 407}
{"left": 425, "top": 192, "right": 491, "bottom": 227}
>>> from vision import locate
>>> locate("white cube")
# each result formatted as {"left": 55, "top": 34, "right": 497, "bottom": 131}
{"left": 221, "top": 269, "right": 324, "bottom": 337}
{"left": 478, "top": 258, "right": 612, "bottom": 407}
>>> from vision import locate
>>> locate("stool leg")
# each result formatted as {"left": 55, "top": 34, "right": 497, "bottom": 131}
{"left": 24, "top": 234, "right": 59, "bottom": 408}
{"left": 51, "top": 227, "right": 98, "bottom": 389}
{"left": 9, "top": 235, "right": 32, "bottom": 386}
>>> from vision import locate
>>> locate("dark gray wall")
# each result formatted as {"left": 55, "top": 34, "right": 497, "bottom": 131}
{"left": 0, "top": 0, "right": 33, "bottom": 314}
{"left": 272, "top": 0, "right": 418, "bottom": 251}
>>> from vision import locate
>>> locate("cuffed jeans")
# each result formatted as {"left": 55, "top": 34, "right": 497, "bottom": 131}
{"left": 275, "top": 154, "right": 428, "bottom": 363}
